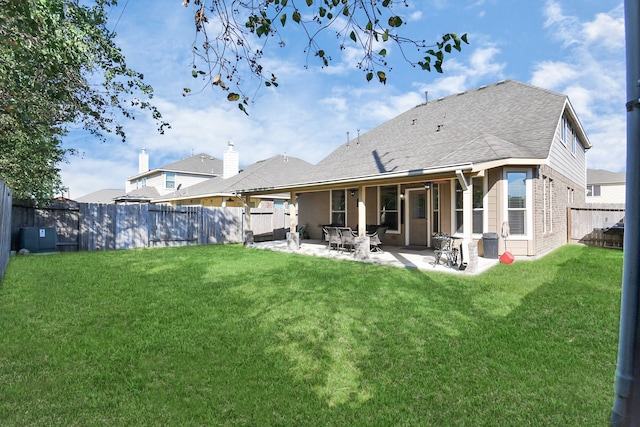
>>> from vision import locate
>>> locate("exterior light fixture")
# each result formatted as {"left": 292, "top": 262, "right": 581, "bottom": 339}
{"left": 350, "top": 189, "right": 356, "bottom": 197}
{"left": 424, "top": 182, "right": 431, "bottom": 190}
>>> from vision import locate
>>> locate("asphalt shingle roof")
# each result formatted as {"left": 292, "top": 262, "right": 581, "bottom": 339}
{"left": 587, "top": 169, "right": 626, "bottom": 184}
{"left": 160, "top": 153, "right": 223, "bottom": 175}
{"left": 298, "top": 80, "right": 570, "bottom": 184}
{"left": 177, "top": 155, "right": 313, "bottom": 197}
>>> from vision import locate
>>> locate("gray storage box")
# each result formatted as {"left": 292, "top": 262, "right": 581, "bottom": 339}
{"left": 19, "top": 227, "right": 57, "bottom": 253}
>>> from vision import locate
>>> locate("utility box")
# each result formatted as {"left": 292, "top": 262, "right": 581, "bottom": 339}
{"left": 19, "top": 227, "right": 57, "bottom": 253}
{"left": 482, "top": 232, "right": 499, "bottom": 259}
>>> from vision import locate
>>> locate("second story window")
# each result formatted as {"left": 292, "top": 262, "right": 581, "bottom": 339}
{"left": 165, "top": 172, "right": 176, "bottom": 189}
{"left": 586, "top": 184, "right": 601, "bottom": 197}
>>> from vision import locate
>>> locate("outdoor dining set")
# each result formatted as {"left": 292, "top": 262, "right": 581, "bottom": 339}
{"left": 322, "top": 225, "right": 387, "bottom": 253}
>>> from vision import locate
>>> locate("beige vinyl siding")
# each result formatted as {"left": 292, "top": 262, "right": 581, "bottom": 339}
{"left": 547, "top": 112, "right": 588, "bottom": 188}
{"left": 298, "top": 191, "right": 330, "bottom": 240}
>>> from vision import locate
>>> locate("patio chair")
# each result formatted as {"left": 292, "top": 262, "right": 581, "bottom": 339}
{"left": 368, "top": 226, "right": 387, "bottom": 252}
{"left": 297, "top": 223, "right": 308, "bottom": 239}
{"left": 433, "top": 233, "right": 458, "bottom": 268}
{"left": 327, "top": 227, "right": 341, "bottom": 251}
{"left": 339, "top": 227, "right": 357, "bottom": 252}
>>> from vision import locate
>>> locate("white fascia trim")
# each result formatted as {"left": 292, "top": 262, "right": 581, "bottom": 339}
{"left": 242, "top": 163, "right": 475, "bottom": 194}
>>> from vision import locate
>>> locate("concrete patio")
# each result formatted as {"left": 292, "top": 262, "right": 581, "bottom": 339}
{"left": 249, "top": 239, "right": 501, "bottom": 275}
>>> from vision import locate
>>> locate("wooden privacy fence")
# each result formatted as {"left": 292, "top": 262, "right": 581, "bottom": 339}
{"left": 11, "top": 202, "right": 245, "bottom": 252}
{"left": 0, "top": 179, "right": 12, "bottom": 282}
{"left": 249, "top": 207, "right": 290, "bottom": 241}
{"left": 568, "top": 204, "right": 625, "bottom": 249}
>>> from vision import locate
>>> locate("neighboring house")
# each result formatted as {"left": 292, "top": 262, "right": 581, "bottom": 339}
{"left": 76, "top": 189, "right": 126, "bottom": 204}
{"left": 154, "top": 153, "right": 313, "bottom": 208}
{"left": 238, "top": 80, "right": 592, "bottom": 258}
{"left": 125, "top": 148, "right": 223, "bottom": 196}
{"left": 586, "top": 169, "right": 626, "bottom": 204}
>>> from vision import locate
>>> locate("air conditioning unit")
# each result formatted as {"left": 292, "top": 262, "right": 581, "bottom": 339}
{"left": 19, "top": 227, "right": 57, "bottom": 253}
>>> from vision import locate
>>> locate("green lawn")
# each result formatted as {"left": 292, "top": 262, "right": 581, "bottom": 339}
{"left": 0, "top": 244, "right": 622, "bottom": 426}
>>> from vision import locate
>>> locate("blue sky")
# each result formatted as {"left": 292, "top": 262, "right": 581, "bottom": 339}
{"left": 61, "top": 0, "right": 626, "bottom": 198}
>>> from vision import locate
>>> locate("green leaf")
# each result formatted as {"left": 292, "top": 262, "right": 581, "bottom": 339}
{"left": 350, "top": 31, "right": 357, "bottom": 43}
{"left": 192, "top": 70, "right": 198, "bottom": 78}
{"left": 365, "top": 21, "right": 372, "bottom": 31}
{"left": 281, "top": 0, "right": 288, "bottom": 6}
{"left": 366, "top": 72, "right": 373, "bottom": 82}
{"left": 280, "top": 14, "right": 287, "bottom": 26}
{"left": 462, "top": 33, "right": 469, "bottom": 44}
{"left": 382, "top": 0, "right": 391, "bottom": 6}
{"left": 388, "top": 16, "right": 402, "bottom": 27}
{"left": 306, "top": 0, "right": 313, "bottom": 5}
{"left": 227, "top": 93, "right": 240, "bottom": 101}
{"left": 445, "top": 44, "right": 451, "bottom": 53}
{"left": 377, "top": 71, "right": 386, "bottom": 84}
{"left": 319, "top": 7, "right": 326, "bottom": 17}
{"left": 238, "top": 103, "right": 249, "bottom": 115}
{"left": 379, "top": 48, "right": 387, "bottom": 57}
{"left": 382, "top": 30, "right": 389, "bottom": 42}
{"left": 293, "top": 10, "right": 301, "bottom": 23}
{"left": 317, "top": 50, "right": 325, "bottom": 57}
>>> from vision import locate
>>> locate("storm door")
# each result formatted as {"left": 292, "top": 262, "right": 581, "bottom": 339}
{"left": 408, "top": 190, "right": 428, "bottom": 246}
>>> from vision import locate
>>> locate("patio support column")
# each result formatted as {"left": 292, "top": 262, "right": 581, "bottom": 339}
{"left": 243, "top": 195, "right": 253, "bottom": 245}
{"left": 245, "top": 195, "right": 251, "bottom": 230}
{"left": 461, "top": 177, "right": 474, "bottom": 270}
{"left": 358, "top": 185, "right": 366, "bottom": 236}
{"left": 289, "top": 192, "right": 298, "bottom": 232}
{"left": 286, "top": 192, "right": 300, "bottom": 250}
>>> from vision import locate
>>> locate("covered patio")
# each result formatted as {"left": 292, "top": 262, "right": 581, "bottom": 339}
{"left": 249, "top": 239, "right": 500, "bottom": 275}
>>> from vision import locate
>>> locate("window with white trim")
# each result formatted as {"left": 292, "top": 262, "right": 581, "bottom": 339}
{"left": 432, "top": 183, "right": 440, "bottom": 233}
{"left": 586, "top": 184, "right": 601, "bottom": 197}
{"left": 454, "top": 181, "right": 464, "bottom": 234}
{"left": 549, "top": 179, "right": 553, "bottom": 233}
{"left": 506, "top": 170, "right": 529, "bottom": 236}
{"left": 379, "top": 185, "right": 399, "bottom": 232}
{"left": 331, "top": 190, "right": 346, "bottom": 226}
{"left": 472, "top": 177, "right": 484, "bottom": 234}
{"left": 165, "top": 172, "right": 176, "bottom": 189}
{"left": 543, "top": 176, "right": 548, "bottom": 234}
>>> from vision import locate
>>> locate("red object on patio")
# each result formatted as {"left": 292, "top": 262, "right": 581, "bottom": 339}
{"left": 499, "top": 251, "right": 514, "bottom": 264}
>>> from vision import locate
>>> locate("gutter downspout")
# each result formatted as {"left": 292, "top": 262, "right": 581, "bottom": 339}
{"left": 611, "top": 1, "right": 640, "bottom": 424}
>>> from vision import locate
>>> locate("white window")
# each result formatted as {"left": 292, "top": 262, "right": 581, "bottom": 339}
{"left": 572, "top": 129, "right": 577, "bottom": 156}
{"left": 379, "top": 185, "right": 400, "bottom": 232}
{"left": 165, "top": 172, "right": 176, "bottom": 189}
{"left": 562, "top": 117, "right": 568, "bottom": 146}
{"left": 330, "top": 190, "right": 346, "bottom": 226}
{"left": 472, "top": 177, "right": 484, "bottom": 234}
{"left": 543, "top": 177, "right": 547, "bottom": 234}
{"left": 432, "top": 183, "right": 440, "bottom": 233}
{"left": 586, "top": 184, "right": 601, "bottom": 197}
{"left": 454, "top": 181, "right": 464, "bottom": 234}
{"left": 549, "top": 179, "right": 553, "bottom": 233}
{"left": 505, "top": 169, "right": 532, "bottom": 237}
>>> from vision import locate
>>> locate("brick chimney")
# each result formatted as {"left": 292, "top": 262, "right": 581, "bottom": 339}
{"left": 223, "top": 141, "right": 239, "bottom": 179}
